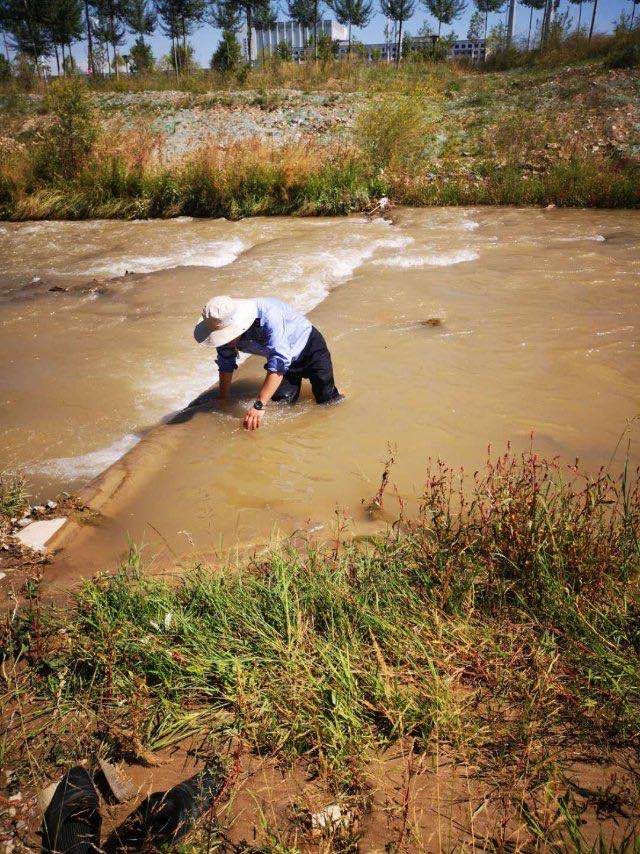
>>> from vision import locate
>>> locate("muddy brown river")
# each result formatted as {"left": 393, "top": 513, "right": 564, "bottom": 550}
{"left": 1, "top": 208, "right": 638, "bottom": 580}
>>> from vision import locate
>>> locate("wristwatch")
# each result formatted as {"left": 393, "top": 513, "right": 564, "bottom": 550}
{"left": 253, "top": 400, "right": 264, "bottom": 411}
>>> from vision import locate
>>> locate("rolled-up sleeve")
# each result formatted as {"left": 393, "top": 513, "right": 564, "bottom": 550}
{"left": 216, "top": 345, "right": 239, "bottom": 373}
{"left": 263, "top": 307, "right": 293, "bottom": 374}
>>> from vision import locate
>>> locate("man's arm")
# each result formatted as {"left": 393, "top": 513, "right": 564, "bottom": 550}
{"left": 243, "top": 371, "right": 283, "bottom": 430}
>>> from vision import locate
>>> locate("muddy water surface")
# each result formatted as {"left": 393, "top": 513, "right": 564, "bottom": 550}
{"left": 1, "top": 209, "right": 638, "bottom": 579}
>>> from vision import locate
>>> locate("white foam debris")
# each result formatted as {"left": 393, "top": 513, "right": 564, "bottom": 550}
{"left": 557, "top": 235, "right": 606, "bottom": 243}
{"left": 34, "top": 433, "right": 140, "bottom": 480}
{"left": 376, "top": 249, "right": 479, "bottom": 268}
{"left": 460, "top": 220, "right": 480, "bottom": 230}
{"left": 311, "top": 804, "right": 351, "bottom": 833}
{"left": 14, "top": 517, "right": 67, "bottom": 552}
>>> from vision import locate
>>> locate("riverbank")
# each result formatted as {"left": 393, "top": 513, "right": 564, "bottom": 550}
{"left": 1, "top": 59, "right": 639, "bottom": 219}
{"left": 2, "top": 449, "right": 640, "bottom": 850}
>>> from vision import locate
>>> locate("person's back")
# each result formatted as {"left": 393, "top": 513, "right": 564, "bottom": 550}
{"left": 194, "top": 295, "right": 343, "bottom": 430}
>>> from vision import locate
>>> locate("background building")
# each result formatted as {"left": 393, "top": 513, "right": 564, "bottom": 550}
{"left": 238, "top": 20, "right": 348, "bottom": 63}
{"left": 238, "top": 20, "right": 485, "bottom": 64}
{"left": 336, "top": 33, "right": 486, "bottom": 62}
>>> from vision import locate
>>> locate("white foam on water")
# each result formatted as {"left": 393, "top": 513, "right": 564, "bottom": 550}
{"left": 595, "top": 326, "right": 634, "bottom": 337}
{"left": 85, "top": 237, "right": 247, "bottom": 277}
{"left": 557, "top": 235, "right": 606, "bottom": 243}
{"left": 140, "top": 234, "right": 414, "bottom": 416}
{"left": 35, "top": 231, "right": 412, "bottom": 482}
{"left": 460, "top": 220, "right": 480, "bottom": 231}
{"left": 291, "top": 235, "right": 414, "bottom": 313}
{"left": 375, "top": 249, "right": 479, "bottom": 268}
{"left": 33, "top": 433, "right": 140, "bottom": 480}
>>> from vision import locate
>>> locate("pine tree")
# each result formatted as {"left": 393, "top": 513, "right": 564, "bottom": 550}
{"left": 328, "top": 0, "right": 373, "bottom": 51}
{"left": 587, "top": 0, "right": 597, "bottom": 40}
{"left": 124, "top": 0, "right": 157, "bottom": 43}
{"left": 424, "top": 0, "right": 466, "bottom": 36}
{"left": 82, "top": 0, "right": 96, "bottom": 75}
{"left": 211, "top": 0, "right": 242, "bottom": 31}
{"left": 155, "top": 0, "right": 204, "bottom": 75}
{"left": 473, "top": 0, "right": 503, "bottom": 41}
{"left": 47, "top": 0, "right": 84, "bottom": 74}
{"left": 92, "top": 0, "right": 127, "bottom": 76}
{"left": 287, "top": 0, "right": 321, "bottom": 58}
{"left": 467, "top": 7, "right": 484, "bottom": 38}
{"left": 520, "top": 0, "right": 544, "bottom": 46}
{"left": 240, "top": 0, "right": 274, "bottom": 63}
{"left": 2, "top": 0, "right": 51, "bottom": 72}
{"left": 379, "top": 0, "right": 415, "bottom": 63}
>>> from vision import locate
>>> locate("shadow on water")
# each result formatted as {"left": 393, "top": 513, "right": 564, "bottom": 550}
{"left": 166, "top": 379, "right": 261, "bottom": 425}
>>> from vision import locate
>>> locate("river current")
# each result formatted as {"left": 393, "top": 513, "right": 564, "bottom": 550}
{"left": 1, "top": 208, "right": 638, "bottom": 572}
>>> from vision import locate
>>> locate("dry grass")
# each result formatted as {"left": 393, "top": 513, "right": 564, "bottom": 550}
{"left": 2, "top": 49, "right": 639, "bottom": 219}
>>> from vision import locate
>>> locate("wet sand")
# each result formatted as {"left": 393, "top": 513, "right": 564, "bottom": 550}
{"left": 1, "top": 208, "right": 639, "bottom": 584}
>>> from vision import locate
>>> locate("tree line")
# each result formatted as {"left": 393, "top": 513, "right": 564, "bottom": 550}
{"left": 0, "top": 0, "right": 620, "bottom": 77}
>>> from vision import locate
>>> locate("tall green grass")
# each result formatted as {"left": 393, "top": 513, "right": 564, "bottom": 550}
{"left": 2, "top": 449, "right": 639, "bottom": 847}
{"left": 4, "top": 450, "right": 639, "bottom": 773}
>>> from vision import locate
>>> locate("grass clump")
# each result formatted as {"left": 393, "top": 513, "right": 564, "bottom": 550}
{"left": 356, "top": 96, "right": 433, "bottom": 173}
{"left": 0, "top": 472, "right": 28, "bottom": 518}
{"left": 3, "top": 450, "right": 640, "bottom": 799}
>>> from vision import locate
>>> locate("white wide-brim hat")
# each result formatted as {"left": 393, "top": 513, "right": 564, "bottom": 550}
{"left": 193, "top": 296, "right": 257, "bottom": 348}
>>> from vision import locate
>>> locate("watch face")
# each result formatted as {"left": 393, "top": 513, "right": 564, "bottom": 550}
{"left": 253, "top": 400, "right": 264, "bottom": 410}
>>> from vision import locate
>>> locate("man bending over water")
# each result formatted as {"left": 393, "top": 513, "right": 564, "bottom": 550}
{"left": 194, "top": 296, "right": 343, "bottom": 431}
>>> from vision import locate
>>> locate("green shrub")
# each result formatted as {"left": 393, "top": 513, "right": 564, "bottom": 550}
{"left": 39, "top": 77, "right": 98, "bottom": 180}
{"left": 605, "top": 39, "right": 640, "bottom": 69}
{"left": 356, "top": 95, "right": 431, "bottom": 172}
{"left": 0, "top": 54, "right": 11, "bottom": 82}
{"left": 210, "top": 29, "right": 242, "bottom": 73}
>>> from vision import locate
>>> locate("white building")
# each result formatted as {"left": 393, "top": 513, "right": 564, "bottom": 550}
{"left": 336, "top": 35, "right": 486, "bottom": 62}
{"left": 448, "top": 39, "right": 486, "bottom": 60}
{"left": 237, "top": 21, "right": 485, "bottom": 64}
{"left": 238, "top": 19, "right": 348, "bottom": 63}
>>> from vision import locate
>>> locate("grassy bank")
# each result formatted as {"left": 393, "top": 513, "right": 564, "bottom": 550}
{"left": 1, "top": 39, "right": 639, "bottom": 218}
{"left": 3, "top": 140, "right": 638, "bottom": 220}
{"left": 2, "top": 449, "right": 640, "bottom": 848}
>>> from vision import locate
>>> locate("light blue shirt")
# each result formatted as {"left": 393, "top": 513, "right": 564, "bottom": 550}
{"left": 216, "top": 298, "right": 312, "bottom": 375}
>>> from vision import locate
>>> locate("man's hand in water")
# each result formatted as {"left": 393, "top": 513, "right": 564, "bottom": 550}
{"left": 243, "top": 407, "right": 264, "bottom": 430}
{"left": 243, "top": 373, "right": 283, "bottom": 431}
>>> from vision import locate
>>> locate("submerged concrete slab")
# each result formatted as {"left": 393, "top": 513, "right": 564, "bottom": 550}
{"left": 15, "top": 518, "right": 67, "bottom": 552}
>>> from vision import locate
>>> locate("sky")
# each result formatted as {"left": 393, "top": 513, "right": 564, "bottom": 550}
{"left": 61, "top": 0, "right": 633, "bottom": 71}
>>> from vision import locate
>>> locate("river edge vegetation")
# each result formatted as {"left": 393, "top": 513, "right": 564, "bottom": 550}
{"left": 2, "top": 447, "right": 640, "bottom": 849}
{"left": 1, "top": 28, "right": 639, "bottom": 219}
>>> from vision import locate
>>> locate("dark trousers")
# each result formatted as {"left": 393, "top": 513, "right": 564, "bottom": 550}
{"left": 271, "top": 326, "right": 340, "bottom": 404}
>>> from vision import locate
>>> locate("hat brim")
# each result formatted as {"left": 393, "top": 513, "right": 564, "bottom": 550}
{"left": 194, "top": 320, "right": 250, "bottom": 348}
{"left": 193, "top": 298, "right": 257, "bottom": 347}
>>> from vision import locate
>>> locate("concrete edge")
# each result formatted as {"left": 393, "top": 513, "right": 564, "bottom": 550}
{"left": 44, "top": 396, "right": 216, "bottom": 556}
